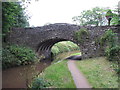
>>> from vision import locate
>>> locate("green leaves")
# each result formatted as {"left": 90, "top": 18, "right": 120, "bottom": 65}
{"left": 72, "top": 6, "right": 120, "bottom": 26}
{"left": 100, "top": 29, "right": 117, "bottom": 48}
{"left": 2, "top": 2, "right": 29, "bottom": 40}
{"left": 51, "top": 41, "right": 79, "bottom": 56}
{"left": 100, "top": 29, "right": 120, "bottom": 62}
{"left": 72, "top": 7, "right": 105, "bottom": 26}
{"left": 74, "top": 28, "right": 89, "bottom": 43}
{"left": 31, "top": 78, "right": 51, "bottom": 88}
{"left": 105, "top": 46, "right": 120, "bottom": 62}
{"left": 2, "top": 44, "right": 38, "bottom": 69}
{"left": 105, "top": 10, "right": 113, "bottom": 17}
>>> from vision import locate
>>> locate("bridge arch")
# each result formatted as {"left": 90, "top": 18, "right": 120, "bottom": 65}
{"left": 36, "top": 37, "right": 80, "bottom": 61}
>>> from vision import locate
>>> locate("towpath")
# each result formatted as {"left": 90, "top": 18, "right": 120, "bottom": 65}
{"left": 67, "top": 60, "right": 91, "bottom": 88}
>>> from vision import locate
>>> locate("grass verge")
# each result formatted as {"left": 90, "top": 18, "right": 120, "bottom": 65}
{"left": 51, "top": 41, "right": 79, "bottom": 56}
{"left": 76, "top": 57, "right": 118, "bottom": 88}
{"left": 35, "top": 60, "right": 76, "bottom": 88}
{"left": 71, "top": 52, "right": 81, "bottom": 56}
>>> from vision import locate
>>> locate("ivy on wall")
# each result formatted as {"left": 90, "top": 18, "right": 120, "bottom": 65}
{"left": 100, "top": 29, "right": 118, "bottom": 48}
{"left": 99, "top": 29, "right": 120, "bottom": 62}
{"left": 74, "top": 28, "right": 89, "bottom": 43}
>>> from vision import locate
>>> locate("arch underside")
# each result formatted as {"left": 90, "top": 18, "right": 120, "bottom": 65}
{"left": 37, "top": 38, "right": 68, "bottom": 52}
{"left": 36, "top": 38, "right": 80, "bottom": 61}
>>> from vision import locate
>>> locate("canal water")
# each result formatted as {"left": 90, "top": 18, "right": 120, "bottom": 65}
{"left": 2, "top": 50, "right": 80, "bottom": 88}
{"left": 2, "top": 61, "right": 51, "bottom": 88}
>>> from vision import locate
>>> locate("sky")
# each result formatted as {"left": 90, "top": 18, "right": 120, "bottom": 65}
{"left": 26, "top": 0, "right": 120, "bottom": 27}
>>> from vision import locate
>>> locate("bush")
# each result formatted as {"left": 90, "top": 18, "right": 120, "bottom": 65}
{"left": 100, "top": 29, "right": 117, "bottom": 47}
{"left": 31, "top": 78, "right": 51, "bottom": 88}
{"left": 74, "top": 28, "right": 89, "bottom": 43}
{"left": 105, "top": 46, "right": 120, "bottom": 61}
{"left": 100, "top": 29, "right": 119, "bottom": 74}
{"left": 2, "top": 47, "right": 20, "bottom": 69}
{"left": 2, "top": 44, "right": 38, "bottom": 69}
{"left": 105, "top": 46, "right": 120, "bottom": 74}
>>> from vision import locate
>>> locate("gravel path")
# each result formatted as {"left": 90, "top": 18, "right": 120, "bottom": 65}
{"left": 68, "top": 60, "right": 91, "bottom": 88}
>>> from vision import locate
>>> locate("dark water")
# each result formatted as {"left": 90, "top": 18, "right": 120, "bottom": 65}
{"left": 2, "top": 60, "right": 51, "bottom": 88}
{"left": 2, "top": 50, "right": 80, "bottom": 88}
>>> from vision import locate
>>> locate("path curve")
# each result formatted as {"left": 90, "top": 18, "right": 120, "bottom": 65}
{"left": 67, "top": 60, "right": 91, "bottom": 88}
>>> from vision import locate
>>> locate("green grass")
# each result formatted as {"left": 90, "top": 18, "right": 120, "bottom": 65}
{"left": 32, "top": 57, "right": 118, "bottom": 88}
{"left": 71, "top": 52, "right": 81, "bottom": 56}
{"left": 38, "top": 60, "right": 76, "bottom": 88}
{"left": 51, "top": 41, "right": 79, "bottom": 56}
{"left": 76, "top": 57, "right": 118, "bottom": 88}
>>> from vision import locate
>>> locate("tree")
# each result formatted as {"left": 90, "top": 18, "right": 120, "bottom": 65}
{"left": 110, "top": 4, "right": 120, "bottom": 25}
{"left": 105, "top": 10, "right": 113, "bottom": 25}
{"left": 72, "top": 7, "right": 106, "bottom": 26}
{"left": 2, "top": 2, "right": 29, "bottom": 42}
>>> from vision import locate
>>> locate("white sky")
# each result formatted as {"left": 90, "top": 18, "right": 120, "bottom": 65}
{"left": 27, "top": 0, "right": 120, "bottom": 27}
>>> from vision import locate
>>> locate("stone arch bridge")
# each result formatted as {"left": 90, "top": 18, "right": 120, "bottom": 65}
{"left": 7, "top": 23, "right": 120, "bottom": 60}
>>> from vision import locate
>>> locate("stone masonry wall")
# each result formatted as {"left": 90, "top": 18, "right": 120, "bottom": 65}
{"left": 7, "top": 23, "right": 120, "bottom": 60}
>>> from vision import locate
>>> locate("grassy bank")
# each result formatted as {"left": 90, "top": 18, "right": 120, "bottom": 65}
{"left": 31, "top": 60, "right": 76, "bottom": 88}
{"left": 76, "top": 57, "right": 118, "bottom": 88}
{"left": 51, "top": 41, "right": 79, "bottom": 56}
{"left": 32, "top": 57, "right": 118, "bottom": 88}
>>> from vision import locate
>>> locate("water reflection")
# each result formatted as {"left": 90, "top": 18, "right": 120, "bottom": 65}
{"left": 2, "top": 61, "right": 51, "bottom": 88}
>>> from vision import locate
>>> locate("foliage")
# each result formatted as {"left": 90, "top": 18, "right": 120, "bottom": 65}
{"left": 51, "top": 41, "right": 79, "bottom": 56}
{"left": 100, "top": 29, "right": 118, "bottom": 48}
{"left": 2, "top": 44, "right": 38, "bottom": 69}
{"left": 72, "top": 6, "right": 120, "bottom": 26}
{"left": 111, "top": 14, "right": 120, "bottom": 25}
{"left": 105, "top": 46, "right": 120, "bottom": 61}
{"left": 105, "top": 10, "right": 113, "bottom": 17}
{"left": 36, "top": 60, "right": 76, "bottom": 88}
{"left": 2, "top": 2, "right": 29, "bottom": 41}
{"left": 72, "top": 7, "right": 105, "bottom": 26}
{"left": 76, "top": 57, "right": 118, "bottom": 88}
{"left": 105, "top": 10, "right": 113, "bottom": 25}
{"left": 110, "top": 4, "right": 120, "bottom": 25}
{"left": 100, "top": 29, "right": 119, "bottom": 62}
{"left": 31, "top": 78, "right": 51, "bottom": 88}
{"left": 2, "top": 46, "right": 20, "bottom": 69}
{"left": 74, "top": 28, "right": 89, "bottom": 43}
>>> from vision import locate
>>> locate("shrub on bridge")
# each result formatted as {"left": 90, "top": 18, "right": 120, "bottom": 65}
{"left": 2, "top": 44, "right": 38, "bottom": 69}
{"left": 74, "top": 28, "right": 89, "bottom": 43}
{"left": 100, "top": 29, "right": 118, "bottom": 47}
